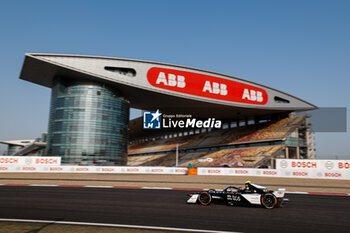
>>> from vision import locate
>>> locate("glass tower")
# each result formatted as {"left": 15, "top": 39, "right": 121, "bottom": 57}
{"left": 7, "top": 145, "right": 24, "bottom": 155}
{"left": 45, "top": 78, "right": 129, "bottom": 165}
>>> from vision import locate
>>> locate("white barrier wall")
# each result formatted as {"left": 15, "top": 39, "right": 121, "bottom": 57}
{"left": 0, "top": 156, "right": 61, "bottom": 166}
{"left": 0, "top": 165, "right": 188, "bottom": 175}
{"left": 197, "top": 167, "right": 281, "bottom": 177}
{"left": 0, "top": 158, "right": 349, "bottom": 180}
{"left": 197, "top": 167, "right": 350, "bottom": 180}
{"left": 276, "top": 159, "right": 350, "bottom": 170}
{"left": 275, "top": 159, "right": 350, "bottom": 180}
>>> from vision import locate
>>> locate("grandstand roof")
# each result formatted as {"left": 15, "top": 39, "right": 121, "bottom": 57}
{"left": 20, "top": 53, "right": 316, "bottom": 119}
{"left": 0, "top": 139, "right": 35, "bottom": 146}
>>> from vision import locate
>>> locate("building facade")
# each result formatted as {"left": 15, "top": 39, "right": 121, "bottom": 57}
{"left": 45, "top": 78, "right": 129, "bottom": 165}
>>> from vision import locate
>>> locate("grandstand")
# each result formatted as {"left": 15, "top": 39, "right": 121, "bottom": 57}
{"left": 128, "top": 113, "right": 315, "bottom": 168}
{"left": 3, "top": 53, "right": 316, "bottom": 165}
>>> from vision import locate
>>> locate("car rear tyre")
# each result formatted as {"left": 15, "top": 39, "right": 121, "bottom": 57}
{"left": 262, "top": 193, "right": 277, "bottom": 209}
{"left": 198, "top": 192, "right": 212, "bottom": 206}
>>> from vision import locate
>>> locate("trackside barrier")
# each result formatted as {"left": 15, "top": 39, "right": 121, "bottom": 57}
{"left": 276, "top": 159, "right": 350, "bottom": 171}
{"left": 0, "top": 165, "right": 188, "bottom": 175}
{"left": 198, "top": 163, "right": 350, "bottom": 180}
{"left": 275, "top": 159, "right": 350, "bottom": 180}
{"left": 197, "top": 168, "right": 281, "bottom": 177}
{"left": 197, "top": 159, "right": 350, "bottom": 180}
{"left": 0, "top": 161, "right": 349, "bottom": 180}
{"left": 0, "top": 156, "right": 61, "bottom": 166}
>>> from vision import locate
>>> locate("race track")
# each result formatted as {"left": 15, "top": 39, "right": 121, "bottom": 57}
{"left": 0, "top": 186, "right": 349, "bottom": 233}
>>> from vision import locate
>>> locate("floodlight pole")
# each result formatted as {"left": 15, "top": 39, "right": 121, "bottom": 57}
{"left": 176, "top": 144, "right": 179, "bottom": 167}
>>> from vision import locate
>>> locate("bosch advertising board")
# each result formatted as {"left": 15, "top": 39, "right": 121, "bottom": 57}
{"left": 0, "top": 156, "right": 61, "bottom": 166}
{"left": 147, "top": 67, "right": 268, "bottom": 105}
{"left": 276, "top": 159, "right": 350, "bottom": 171}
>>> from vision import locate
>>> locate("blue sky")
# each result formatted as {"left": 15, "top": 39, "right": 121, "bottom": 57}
{"left": 0, "top": 0, "right": 349, "bottom": 158}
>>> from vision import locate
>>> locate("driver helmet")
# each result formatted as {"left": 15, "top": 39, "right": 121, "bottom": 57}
{"left": 244, "top": 180, "right": 251, "bottom": 190}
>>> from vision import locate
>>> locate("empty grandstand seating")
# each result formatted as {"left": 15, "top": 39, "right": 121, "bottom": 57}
{"left": 128, "top": 115, "right": 306, "bottom": 167}
{"left": 127, "top": 146, "right": 282, "bottom": 167}
{"left": 187, "top": 145, "right": 283, "bottom": 168}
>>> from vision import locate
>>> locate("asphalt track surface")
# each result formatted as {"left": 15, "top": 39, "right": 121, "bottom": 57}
{"left": 0, "top": 177, "right": 347, "bottom": 190}
{"left": 0, "top": 186, "right": 349, "bottom": 233}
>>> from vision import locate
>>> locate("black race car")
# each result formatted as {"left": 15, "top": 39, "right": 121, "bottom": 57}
{"left": 186, "top": 182, "right": 289, "bottom": 209}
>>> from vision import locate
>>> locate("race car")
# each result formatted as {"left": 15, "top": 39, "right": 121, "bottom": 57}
{"left": 186, "top": 181, "right": 289, "bottom": 209}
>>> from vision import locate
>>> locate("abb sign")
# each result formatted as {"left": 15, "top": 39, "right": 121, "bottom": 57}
{"left": 147, "top": 67, "right": 268, "bottom": 105}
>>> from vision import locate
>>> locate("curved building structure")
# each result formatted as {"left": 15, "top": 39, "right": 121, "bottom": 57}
{"left": 19, "top": 53, "right": 317, "bottom": 165}
{"left": 46, "top": 79, "right": 129, "bottom": 165}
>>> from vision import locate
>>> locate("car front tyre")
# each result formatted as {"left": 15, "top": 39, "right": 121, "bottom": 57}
{"left": 198, "top": 192, "right": 212, "bottom": 206}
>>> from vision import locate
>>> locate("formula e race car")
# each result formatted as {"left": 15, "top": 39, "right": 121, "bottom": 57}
{"left": 186, "top": 181, "right": 289, "bottom": 209}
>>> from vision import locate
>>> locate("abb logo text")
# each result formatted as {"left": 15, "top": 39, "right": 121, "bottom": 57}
{"left": 156, "top": 72, "right": 186, "bottom": 88}
{"left": 203, "top": 81, "right": 227, "bottom": 96}
{"left": 242, "top": 89, "right": 263, "bottom": 102}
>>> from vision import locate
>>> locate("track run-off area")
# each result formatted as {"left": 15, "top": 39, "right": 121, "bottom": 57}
{"left": 0, "top": 173, "right": 349, "bottom": 232}
{"left": 0, "top": 185, "right": 349, "bottom": 233}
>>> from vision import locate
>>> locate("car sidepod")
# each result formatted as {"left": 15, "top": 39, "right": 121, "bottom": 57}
{"left": 241, "top": 193, "right": 262, "bottom": 206}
